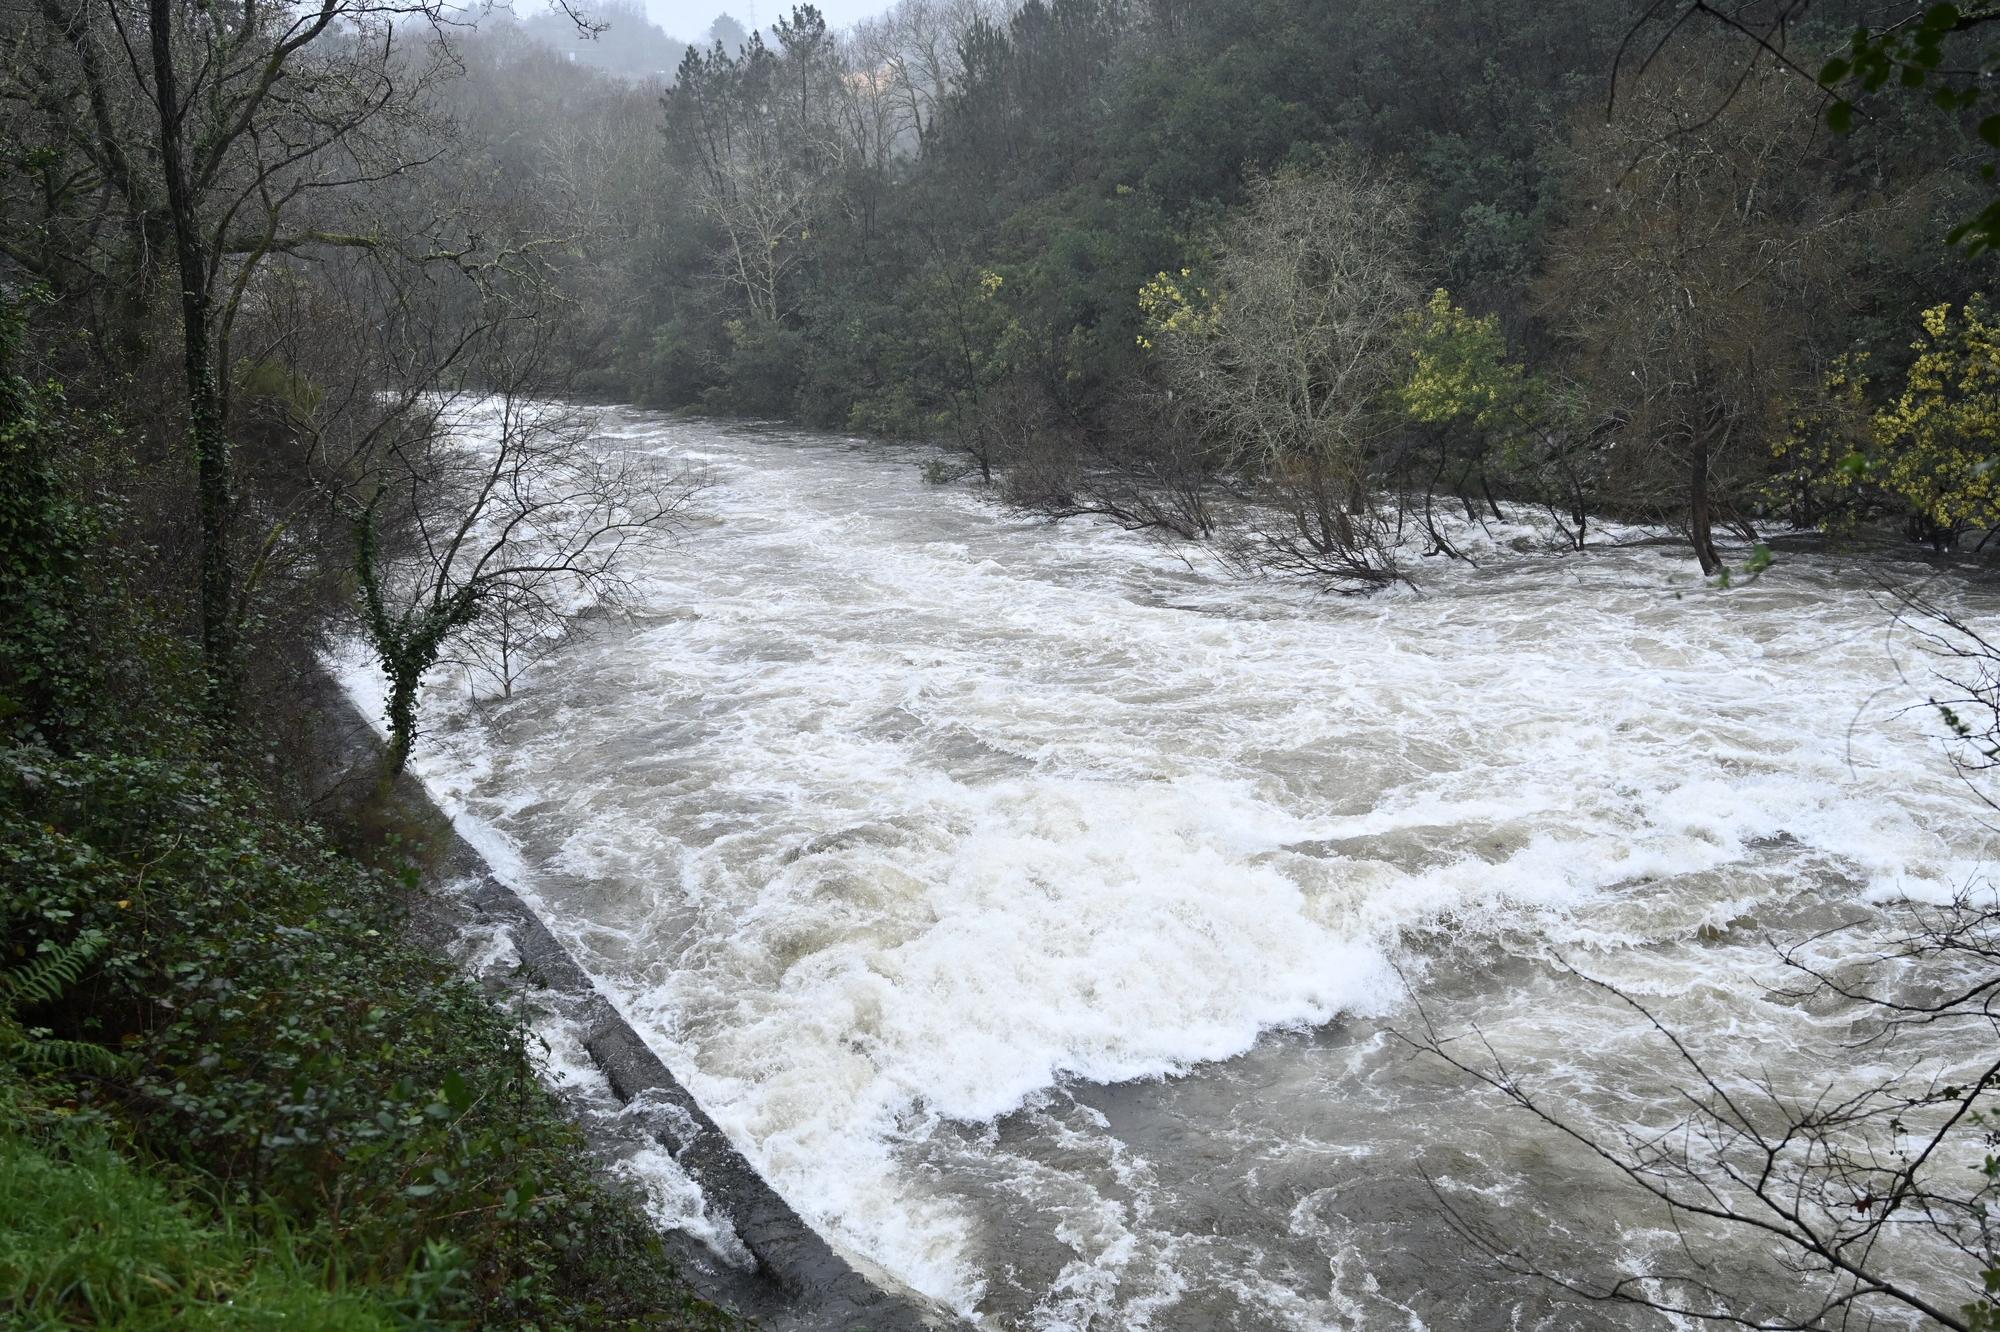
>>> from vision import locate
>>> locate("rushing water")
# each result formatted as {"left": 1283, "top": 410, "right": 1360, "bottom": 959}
{"left": 342, "top": 411, "right": 2000, "bottom": 1330}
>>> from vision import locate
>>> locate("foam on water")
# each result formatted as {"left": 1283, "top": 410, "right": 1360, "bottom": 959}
{"left": 336, "top": 410, "right": 2000, "bottom": 1328}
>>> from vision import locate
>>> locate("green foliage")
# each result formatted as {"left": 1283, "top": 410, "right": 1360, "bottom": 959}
{"left": 628, "top": 0, "right": 1630, "bottom": 448}
{"left": 1872, "top": 294, "right": 2000, "bottom": 538}
{"left": 0, "top": 1095, "right": 401, "bottom": 1330}
{"left": 0, "top": 328, "right": 727, "bottom": 1329}
{"left": 1393, "top": 289, "right": 1536, "bottom": 431}
{"left": 0, "top": 299, "right": 116, "bottom": 748}
{"left": 1136, "top": 268, "right": 1220, "bottom": 349}
{"left": 1816, "top": 3, "right": 2000, "bottom": 249}
{"left": 232, "top": 358, "right": 325, "bottom": 421}
{"left": 1710, "top": 542, "right": 1776, "bottom": 589}
{"left": 351, "top": 500, "right": 486, "bottom": 777}
{"left": 0, "top": 735, "right": 732, "bottom": 1330}
{"left": 1, "top": 928, "right": 120, "bottom": 1077}
{"left": 1775, "top": 297, "right": 2000, "bottom": 545}
{"left": 713, "top": 320, "right": 808, "bottom": 417}
{"left": 1769, "top": 353, "right": 1883, "bottom": 531}
{"left": 604, "top": 0, "right": 1996, "bottom": 570}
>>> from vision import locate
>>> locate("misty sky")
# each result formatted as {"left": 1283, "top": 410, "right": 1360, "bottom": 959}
{"left": 637, "top": 0, "right": 886, "bottom": 40}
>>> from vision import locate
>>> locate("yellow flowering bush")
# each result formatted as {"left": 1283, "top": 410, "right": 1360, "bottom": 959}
{"left": 1394, "top": 288, "right": 1530, "bottom": 430}
{"left": 1776, "top": 297, "right": 2000, "bottom": 541}
{"left": 1135, "top": 268, "right": 1219, "bottom": 349}
{"left": 1871, "top": 296, "right": 2000, "bottom": 537}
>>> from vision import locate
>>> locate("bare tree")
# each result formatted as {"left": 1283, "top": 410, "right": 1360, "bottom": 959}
{"left": 350, "top": 318, "right": 698, "bottom": 775}
{"left": 1539, "top": 46, "right": 1907, "bottom": 574}
{"left": 1143, "top": 158, "right": 1419, "bottom": 591}
{"left": 0, "top": 0, "right": 627, "bottom": 726}
{"left": 1890, "top": 586, "right": 2000, "bottom": 791}
{"left": 1614, "top": 1, "right": 2000, "bottom": 251}
{"left": 1402, "top": 944, "right": 1999, "bottom": 1330}
{"left": 846, "top": 0, "right": 997, "bottom": 156}
{"left": 1002, "top": 377, "right": 1221, "bottom": 541}
{"left": 441, "top": 583, "right": 597, "bottom": 702}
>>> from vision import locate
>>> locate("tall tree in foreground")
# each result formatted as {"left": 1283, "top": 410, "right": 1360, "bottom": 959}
{"left": 2, "top": 0, "right": 456, "bottom": 720}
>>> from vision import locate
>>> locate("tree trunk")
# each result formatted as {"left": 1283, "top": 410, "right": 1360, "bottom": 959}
{"left": 150, "top": 0, "right": 237, "bottom": 722}
{"left": 1689, "top": 432, "right": 1723, "bottom": 575}
{"left": 383, "top": 669, "right": 421, "bottom": 778}
{"left": 1424, "top": 448, "right": 1460, "bottom": 559}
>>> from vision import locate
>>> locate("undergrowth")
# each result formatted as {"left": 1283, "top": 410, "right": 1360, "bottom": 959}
{"left": 0, "top": 744, "right": 737, "bottom": 1331}
{"left": 0, "top": 299, "right": 733, "bottom": 1330}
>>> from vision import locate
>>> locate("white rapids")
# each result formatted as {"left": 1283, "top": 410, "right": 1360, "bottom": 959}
{"left": 336, "top": 410, "right": 2000, "bottom": 1330}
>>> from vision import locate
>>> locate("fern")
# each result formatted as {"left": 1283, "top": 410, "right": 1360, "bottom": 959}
{"left": 1, "top": 928, "right": 121, "bottom": 1077}
{"left": 1, "top": 928, "right": 104, "bottom": 1009}
{"left": 5, "top": 1028, "right": 122, "bottom": 1076}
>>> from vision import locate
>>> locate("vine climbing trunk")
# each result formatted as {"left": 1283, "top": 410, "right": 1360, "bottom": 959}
{"left": 149, "top": 0, "right": 238, "bottom": 724}
{"left": 383, "top": 668, "right": 422, "bottom": 779}
{"left": 354, "top": 503, "right": 485, "bottom": 779}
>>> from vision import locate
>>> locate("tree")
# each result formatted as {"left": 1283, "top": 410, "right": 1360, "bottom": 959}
{"left": 847, "top": 0, "right": 996, "bottom": 156}
{"left": 1871, "top": 295, "right": 2000, "bottom": 546}
{"left": 665, "top": 9, "right": 846, "bottom": 328}
{"left": 1644, "top": 1, "right": 2000, "bottom": 250}
{"left": 1765, "top": 353, "right": 1881, "bottom": 533}
{"left": 1391, "top": 288, "right": 1536, "bottom": 555}
{"left": 1772, "top": 295, "right": 2000, "bottom": 549}
{"left": 350, "top": 323, "right": 697, "bottom": 776}
{"left": 1541, "top": 50, "right": 1883, "bottom": 574}
{"left": 706, "top": 11, "right": 749, "bottom": 53}
{"left": 1000, "top": 368, "right": 1222, "bottom": 540}
{"left": 516, "top": 0, "right": 687, "bottom": 80}
{"left": 0, "top": 294, "right": 115, "bottom": 749}
{"left": 1, "top": 0, "right": 460, "bottom": 721}
{"left": 1139, "top": 159, "right": 1419, "bottom": 590}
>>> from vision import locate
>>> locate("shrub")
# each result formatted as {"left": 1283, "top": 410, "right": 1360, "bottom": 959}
{"left": 0, "top": 744, "right": 733, "bottom": 1330}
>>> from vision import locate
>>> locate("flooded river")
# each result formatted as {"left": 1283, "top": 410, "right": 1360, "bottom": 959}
{"left": 341, "top": 411, "right": 1999, "bottom": 1329}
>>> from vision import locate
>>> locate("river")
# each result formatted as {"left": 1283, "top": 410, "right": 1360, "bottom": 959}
{"left": 340, "top": 410, "right": 1999, "bottom": 1330}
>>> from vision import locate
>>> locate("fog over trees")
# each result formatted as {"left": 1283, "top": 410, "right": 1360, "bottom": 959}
{"left": 8, "top": 0, "right": 2000, "bottom": 1327}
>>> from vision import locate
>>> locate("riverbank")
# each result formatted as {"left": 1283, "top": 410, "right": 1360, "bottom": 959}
{"left": 0, "top": 688, "right": 739, "bottom": 1329}
{"left": 316, "top": 674, "right": 967, "bottom": 1332}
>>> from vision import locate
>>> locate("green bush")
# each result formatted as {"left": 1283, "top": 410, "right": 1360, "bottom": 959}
{"left": 0, "top": 744, "right": 733, "bottom": 1331}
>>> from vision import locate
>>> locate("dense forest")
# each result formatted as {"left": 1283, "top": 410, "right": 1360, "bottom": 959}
{"left": 9, "top": 0, "right": 2000, "bottom": 1326}
{"left": 606, "top": 0, "right": 1993, "bottom": 581}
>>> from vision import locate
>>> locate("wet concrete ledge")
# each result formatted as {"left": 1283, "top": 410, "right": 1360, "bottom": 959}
{"left": 318, "top": 684, "right": 968, "bottom": 1332}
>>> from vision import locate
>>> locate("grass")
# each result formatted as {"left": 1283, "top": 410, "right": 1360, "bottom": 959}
{"left": 0, "top": 1093, "right": 400, "bottom": 1330}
